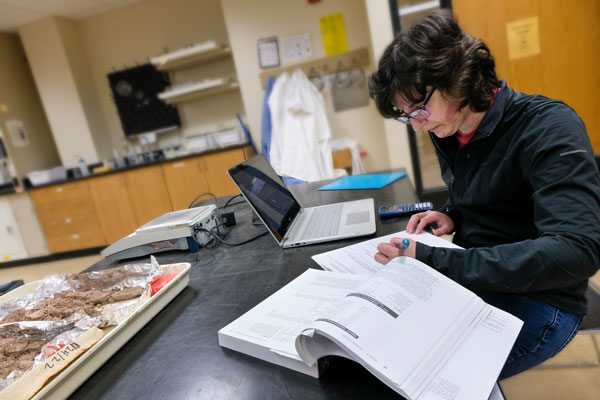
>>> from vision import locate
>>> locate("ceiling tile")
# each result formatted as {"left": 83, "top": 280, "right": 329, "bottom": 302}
{"left": 0, "top": 7, "right": 45, "bottom": 32}
{"left": 0, "top": 0, "right": 142, "bottom": 31}
{"left": 0, "top": 0, "right": 39, "bottom": 7}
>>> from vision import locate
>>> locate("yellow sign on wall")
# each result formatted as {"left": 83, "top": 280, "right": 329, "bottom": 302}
{"left": 319, "top": 13, "right": 348, "bottom": 57}
{"left": 506, "top": 16, "right": 541, "bottom": 60}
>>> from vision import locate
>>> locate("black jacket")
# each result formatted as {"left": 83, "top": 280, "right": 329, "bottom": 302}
{"left": 415, "top": 81, "right": 600, "bottom": 315}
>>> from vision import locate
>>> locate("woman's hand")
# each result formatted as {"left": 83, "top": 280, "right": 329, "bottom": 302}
{"left": 406, "top": 211, "right": 454, "bottom": 236}
{"left": 374, "top": 238, "right": 415, "bottom": 265}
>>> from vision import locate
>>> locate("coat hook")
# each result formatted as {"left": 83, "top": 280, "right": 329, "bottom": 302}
{"left": 309, "top": 67, "right": 324, "bottom": 91}
{"left": 335, "top": 60, "right": 351, "bottom": 88}
{"left": 349, "top": 57, "right": 365, "bottom": 86}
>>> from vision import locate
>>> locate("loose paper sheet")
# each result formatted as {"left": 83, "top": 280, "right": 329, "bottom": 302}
{"left": 319, "top": 13, "right": 348, "bottom": 56}
{"left": 312, "top": 230, "right": 460, "bottom": 275}
{"left": 506, "top": 16, "right": 541, "bottom": 60}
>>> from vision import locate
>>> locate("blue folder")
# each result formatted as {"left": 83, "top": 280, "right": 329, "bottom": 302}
{"left": 318, "top": 172, "right": 407, "bottom": 191}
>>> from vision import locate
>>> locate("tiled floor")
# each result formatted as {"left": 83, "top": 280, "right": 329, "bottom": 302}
{"left": 0, "top": 254, "right": 102, "bottom": 284}
{"left": 2, "top": 251, "right": 600, "bottom": 399}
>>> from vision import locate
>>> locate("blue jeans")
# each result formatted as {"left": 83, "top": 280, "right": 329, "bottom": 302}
{"left": 476, "top": 292, "right": 582, "bottom": 380}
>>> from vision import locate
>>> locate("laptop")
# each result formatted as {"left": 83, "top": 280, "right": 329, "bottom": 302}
{"left": 228, "top": 154, "right": 376, "bottom": 248}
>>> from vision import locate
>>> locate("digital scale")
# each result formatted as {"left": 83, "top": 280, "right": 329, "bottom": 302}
{"left": 101, "top": 205, "right": 219, "bottom": 261}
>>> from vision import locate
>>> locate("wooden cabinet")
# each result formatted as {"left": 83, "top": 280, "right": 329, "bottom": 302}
{"left": 88, "top": 174, "right": 138, "bottom": 245}
{"left": 162, "top": 157, "right": 211, "bottom": 210}
{"left": 29, "top": 146, "right": 252, "bottom": 252}
{"left": 162, "top": 147, "right": 249, "bottom": 209}
{"left": 123, "top": 165, "right": 173, "bottom": 226}
{"left": 30, "top": 181, "right": 106, "bottom": 253}
{"left": 89, "top": 166, "right": 174, "bottom": 245}
{"left": 201, "top": 148, "right": 247, "bottom": 197}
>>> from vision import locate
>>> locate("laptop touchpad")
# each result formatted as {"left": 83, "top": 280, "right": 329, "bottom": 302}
{"left": 346, "top": 211, "right": 370, "bottom": 225}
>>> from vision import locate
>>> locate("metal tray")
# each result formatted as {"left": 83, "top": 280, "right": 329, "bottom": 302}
{"left": 0, "top": 262, "right": 191, "bottom": 399}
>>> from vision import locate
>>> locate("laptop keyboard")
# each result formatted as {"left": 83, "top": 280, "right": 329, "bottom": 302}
{"left": 302, "top": 204, "right": 343, "bottom": 240}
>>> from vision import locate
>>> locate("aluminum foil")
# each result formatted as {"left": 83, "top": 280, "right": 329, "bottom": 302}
{"left": 0, "top": 315, "right": 102, "bottom": 392}
{"left": 0, "top": 257, "right": 162, "bottom": 393}
{"left": 32, "top": 315, "right": 101, "bottom": 367}
{"left": 95, "top": 288, "right": 151, "bottom": 328}
{"left": 0, "top": 256, "right": 161, "bottom": 321}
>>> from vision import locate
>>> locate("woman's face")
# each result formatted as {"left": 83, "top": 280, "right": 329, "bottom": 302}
{"left": 393, "top": 88, "right": 470, "bottom": 138}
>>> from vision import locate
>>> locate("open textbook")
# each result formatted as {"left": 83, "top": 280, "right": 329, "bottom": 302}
{"left": 219, "top": 232, "right": 522, "bottom": 400}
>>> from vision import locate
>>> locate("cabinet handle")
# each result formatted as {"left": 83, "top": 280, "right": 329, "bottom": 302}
{"left": 72, "top": 234, "right": 80, "bottom": 239}
{"left": 172, "top": 162, "right": 185, "bottom": 168}
{"left": 65, "top": 217, "right": 72, "bottom": 224}
{"left": 56, "top": 187, "right": 63, "bottom": 193}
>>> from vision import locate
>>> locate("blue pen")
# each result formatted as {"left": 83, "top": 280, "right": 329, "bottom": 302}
{"left": 396, "top": 239, "right": 410, "bottom": 250}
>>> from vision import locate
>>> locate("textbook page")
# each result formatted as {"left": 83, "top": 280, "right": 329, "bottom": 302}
{"left": 421, "top": 307, "right": 522, "bottom": 400}
{"left": 312, "top": 231, "right": 460, "bottom": 275}
{"left": 296, "top": 257, "right": 486, "bottom": 398}
{"left": 218, "top": 268, "right": 365, "bottom": 376}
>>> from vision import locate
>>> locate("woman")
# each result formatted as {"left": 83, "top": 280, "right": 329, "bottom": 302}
{"left": 369, "top": 10, "right": 600, "bottom": 379}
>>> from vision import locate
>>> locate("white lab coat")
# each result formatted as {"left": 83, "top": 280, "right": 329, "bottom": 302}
{"left": 268, "top": 69, "right": 334, "bottom": 182}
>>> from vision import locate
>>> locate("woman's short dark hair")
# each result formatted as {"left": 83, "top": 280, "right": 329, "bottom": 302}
{"left": 369, "top": 10, "right": 499, "bottom": 118}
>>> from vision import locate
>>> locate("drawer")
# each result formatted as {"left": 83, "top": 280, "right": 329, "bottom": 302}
{"left": 46, "top": 228, "right": 106, "bottom": 253}
{"left": 39, "top": 214, "right": 102, "bottom": 238}
{"left": 35, "top": 195, "right": 97, "bottom": 220}
{"left": 30, "top": 181, "right": 91, "bottom": 204}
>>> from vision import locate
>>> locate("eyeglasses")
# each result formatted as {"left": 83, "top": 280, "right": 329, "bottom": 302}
{"left": 394, "top": 88, "right": 436, "bottom": 124}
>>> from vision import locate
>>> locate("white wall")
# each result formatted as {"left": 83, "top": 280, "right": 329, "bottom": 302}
{"left": 19, "top": 17, "right": 101, "bottom": 167}
{"left": 78, "top": 0, "right": 243, "bottom": 156}
{"left": 56, "top": 17, "right": 112, "bottom": 162}
{"left": 15, "top": 0, "right": 416, "bottom": 177}
{"left": 0, "top": 33, "right": 59, "bottom": 177}
{"left": 220, "top": 0, "right": 392, "bottom": 173}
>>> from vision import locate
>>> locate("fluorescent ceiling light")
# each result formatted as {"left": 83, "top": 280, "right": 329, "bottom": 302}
{"left": 399, "top": 1, "right": 439, "bottom": 16}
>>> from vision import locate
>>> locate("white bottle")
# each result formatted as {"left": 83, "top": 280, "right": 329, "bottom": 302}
{"left": 77, "top": 156, "right": 89, "bottom": 177}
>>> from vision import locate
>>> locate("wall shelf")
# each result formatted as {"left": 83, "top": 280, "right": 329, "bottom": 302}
{"left": 150, "top": 41, "right": 232, "bottom": 71}
{"left": 158, "top": 79, "right": 239, "bottom": 104}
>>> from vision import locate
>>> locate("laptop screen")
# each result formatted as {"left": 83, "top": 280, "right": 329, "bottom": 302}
{"left": 228, "top": 155, "right": 301, "bottom": 242}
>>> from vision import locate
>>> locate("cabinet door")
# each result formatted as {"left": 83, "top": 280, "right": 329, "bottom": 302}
{"left": 29, "top": 181, "right": 106, "bottom": 253}
{"left": 162, "top": 158, "right": 210, "bottom": 210}
{"left": 0, "top": 198, "right": 27, "bottom": 261}
{"left": 124, "top": 165, "right": 173, "bottom": 226}
{"left": 88, "top": 174, "right": 138, "bottom": 245}
{"left": 201, "top": 149, "right": 246, "bottom": 197}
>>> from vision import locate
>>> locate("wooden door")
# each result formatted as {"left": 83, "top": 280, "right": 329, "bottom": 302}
{"left": 202, "top": 148, "right": 246, "bottom": 197}
{"left": 124, "top": 165, "right": 173, "bottom": 226}
{"left": 88, "top": 174, "right": 138, "bottom": 245}
{"left": 162, "top": 158, "right": 211, "bottom": 210}
{"left": 453, "top": 0, "right": 600, "bottom": 151}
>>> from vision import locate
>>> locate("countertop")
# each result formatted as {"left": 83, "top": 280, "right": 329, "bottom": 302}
{"left": 68, "top": 172, "right": 418, "bottom": 399}
{"left": 16, "top": 143, "right": 250, "bottom": 192}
